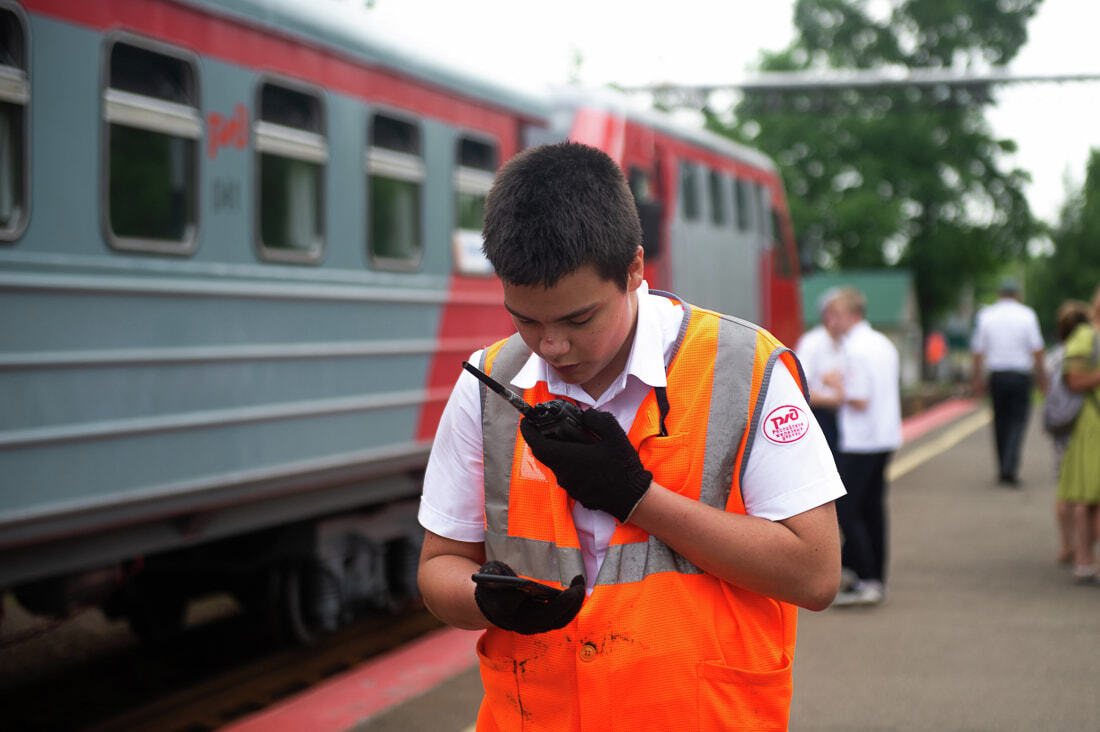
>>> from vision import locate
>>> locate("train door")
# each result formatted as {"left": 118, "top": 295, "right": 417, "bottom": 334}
{"left": 627, "top": 161, "right": 666, "bottom": 288}
{"left": 569, "top": 107, "right": 669, "bottom": 291}
{"left": 764, "top": 189, "right": 803, "bottom": 346}
{"left": 663, "top": 154, "right": 761, "bottom": 321}
{"left": 727, "top": 173, "right": 767, "bottom": 327}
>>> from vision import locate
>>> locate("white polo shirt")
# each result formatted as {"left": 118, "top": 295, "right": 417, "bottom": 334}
{"left": 418, "top": 283, "right": 846, "bottom": 590}
{"left": 795, "top": 324, "right": 845, "bottom": 403}
{"left": 970, "top": 297, "right": 1045, "bottom": 373}
{"left": 837, "top": 320, "right": 902, "bottom": 454}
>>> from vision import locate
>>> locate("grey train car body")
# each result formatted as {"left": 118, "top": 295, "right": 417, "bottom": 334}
{"left": 0, "top": 0, "right": 801, "bottom": 639}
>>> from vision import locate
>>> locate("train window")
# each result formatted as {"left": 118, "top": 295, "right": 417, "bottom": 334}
{"left": 629, "top": 167, "right": 651, "bottom": 201}
{"left": 679, "top": 163, "right": 699, "bottom": 221}
{"left": 0, "top": 5, "right": 27, "bottom": 241}
{"left": 630, "top": 166, "right": 663, "bottom": 258}
{"left": 759, "top": 186, "right": 774, "bottom": 239}
{"left": 254, "top": 82, "right": 326, "bottom": 262}
{"left": 708, "top": 170, "right": 726, "bottom": 226}
{"left": 458, "top": 136, "right": 495, "bottom": 172}
{"left": 734, "top": 178, "right": 752, "bottom": 232}
{"left": 453, "top": 136, "right": 496, "bottom": 275}
{"left": 367, "top": 113, "right": 423, "bottom": 269}
{"left": 104, "top": 39, "right": 199, "bottom": 253}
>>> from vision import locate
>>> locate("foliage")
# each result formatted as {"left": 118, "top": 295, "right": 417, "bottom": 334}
{"left": 1027, "top": 149, "right": 1100, "bottom": 337}
{"left": 704, "top": 0, "right": 1043, "bottom": 331}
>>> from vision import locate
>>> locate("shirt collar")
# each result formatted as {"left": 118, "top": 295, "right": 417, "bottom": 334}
{"left": 511, "top": 281, "right": 676, "bottom": 404}
{"left": 840, "top": 319, "right": 871, "bottom": 343}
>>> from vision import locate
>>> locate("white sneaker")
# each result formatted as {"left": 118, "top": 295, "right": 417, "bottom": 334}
{"left": 856, "top": 580, "right": 885, "bottom": 605}
{"left": 831, "top": 580, "right": 885, "bottom": 607}
{"left": 1072, "top": 565, "right": 1100, "bottom": 585}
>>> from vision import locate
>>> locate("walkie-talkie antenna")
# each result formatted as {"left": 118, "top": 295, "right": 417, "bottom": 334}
{"left": 462, "top": 361, "right": 532, "bottom": 416}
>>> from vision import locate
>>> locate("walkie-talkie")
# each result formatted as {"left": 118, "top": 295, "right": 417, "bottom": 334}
{"left": 461, "top": 361, "right": 598, "bottom": 444}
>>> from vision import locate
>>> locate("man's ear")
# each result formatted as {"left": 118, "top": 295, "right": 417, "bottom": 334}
{"left": 626, "top": 247, "right": 644, "bottom": 292}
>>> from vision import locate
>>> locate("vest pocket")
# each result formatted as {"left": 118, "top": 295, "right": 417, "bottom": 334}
{"left": 697, "top": 655, "right": 792, "bottom": 730}
{"left": 475, "top": 633, "right": 526, "bottom": 730}
{"left": 477, "top": 631, "right": 582, "bottom": 730}
{"left": 637, "top": 432, "right": 692, "bottom": 494}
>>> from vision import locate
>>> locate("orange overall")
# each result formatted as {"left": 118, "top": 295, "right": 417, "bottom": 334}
{"left": 474, "top": 301, "right": 805, "bottom": 731}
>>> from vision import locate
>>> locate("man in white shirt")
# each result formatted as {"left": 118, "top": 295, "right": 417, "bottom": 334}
{"left": 795, "top": 288, "right": 846, "bottom": 456}
{"left": 970, "top": 278, "right": 1048, "bottom": 486}
{"left": 826, "top": 287, "right": 902, "bottom": 607}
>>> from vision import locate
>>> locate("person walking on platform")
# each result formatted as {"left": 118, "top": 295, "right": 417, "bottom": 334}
{"left": 827, "top": 288, "right": 902, "bottom": 607}
{"left": 416, "top": 142, "right": 845, "bottom": 731}
{"left": 796, "top": 289, "right": 846, "bottom": 457}
{"left": 970, "top": 278, "right": 1048, "bottom": 486}
{"left": 1057, "top": 286, "right": 1100, "bottom": 583}
{"left": 1044, "top": 300, "right": 1090, "bottom": 564}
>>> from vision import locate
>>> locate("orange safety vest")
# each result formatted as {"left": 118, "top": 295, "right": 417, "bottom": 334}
{"left": 474, "top": 299, "right": 806, "bottom": 732}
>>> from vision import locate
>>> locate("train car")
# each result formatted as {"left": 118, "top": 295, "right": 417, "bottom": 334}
{"left": 0, "top": 0, "right": 802, "bottom": 642}
{"left": 539, "top": 88, "right": 803, "bottom": 348}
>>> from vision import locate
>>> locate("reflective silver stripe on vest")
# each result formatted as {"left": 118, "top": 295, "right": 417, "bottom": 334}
{"left": 738, "top": 344, "right": 804, "bottom": 494}
{"left": 480, "top": 339, "right": 587, "bottom": 586}
{"left": 480, "top": 306, "right": 784, "bottom": 587}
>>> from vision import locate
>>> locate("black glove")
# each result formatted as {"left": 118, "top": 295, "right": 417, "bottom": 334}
{"left": 520, "top": 407, "right": 653, "bottom": 522}
{"left": 474, "top": 561, "right": 585, "bottom": 635}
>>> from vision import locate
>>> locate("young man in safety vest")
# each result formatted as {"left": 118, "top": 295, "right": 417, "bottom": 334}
{"left": 417, "top": 142, "right": 845, "bottom": 731}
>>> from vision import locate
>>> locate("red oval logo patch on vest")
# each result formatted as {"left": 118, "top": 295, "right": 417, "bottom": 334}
{"left": 762, "top": 405, "right": 810, "bottom": 444}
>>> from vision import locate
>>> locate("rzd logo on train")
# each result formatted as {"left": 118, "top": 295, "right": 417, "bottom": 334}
{"left": 762, "top": 405, "right": 809, "bottom": 444}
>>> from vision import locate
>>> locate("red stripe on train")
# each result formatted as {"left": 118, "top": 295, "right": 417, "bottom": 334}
{"left": 417, "top": 275, "right": 513, "bottom": 441}
{"left": 25, "top": 0, "right": 538, "bottom": 135}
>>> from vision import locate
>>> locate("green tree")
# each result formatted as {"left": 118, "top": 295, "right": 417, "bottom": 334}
{"left": 1027, "top": 149, "right": 1100, "bottom": 337}
{"left": 705, "top": 0, "right": 1042, "bottom": 332}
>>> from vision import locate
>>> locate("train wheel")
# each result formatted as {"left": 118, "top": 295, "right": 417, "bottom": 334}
{"left": 384, "top": 535, "right": 423, "bottom": 612}
{"left": 270, "top": 560, "right": 344, "bottom": 645}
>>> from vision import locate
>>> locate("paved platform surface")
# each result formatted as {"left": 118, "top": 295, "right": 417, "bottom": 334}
{"left": 233, "top": 400, "right": 1100, "bottom": 731}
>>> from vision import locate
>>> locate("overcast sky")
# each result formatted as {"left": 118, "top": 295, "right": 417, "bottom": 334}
{"left": 350, "top": 0, "right": 1099, "bottom": 226}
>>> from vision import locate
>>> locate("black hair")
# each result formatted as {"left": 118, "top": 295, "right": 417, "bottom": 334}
{"left": 1056, "top": 300, "right": 1090, "bottom": 343}
{"left": 482, "top": 142, "right": 642, "bottom": 289}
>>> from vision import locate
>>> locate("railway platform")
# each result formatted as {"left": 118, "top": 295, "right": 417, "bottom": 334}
{"left": 224, "top": 398, "right": 1100, "bottom": 731}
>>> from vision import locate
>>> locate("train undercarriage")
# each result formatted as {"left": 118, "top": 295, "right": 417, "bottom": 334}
{"left": 7, "top": 498, "right": 425, "bottom": 646}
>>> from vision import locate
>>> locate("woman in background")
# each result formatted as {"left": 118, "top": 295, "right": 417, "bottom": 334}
{"left": 1046, "top": 300, "right": 1090, "bottom": 565}
{"left": 1058, "top": 287, "right": 1100, "bottom": 583}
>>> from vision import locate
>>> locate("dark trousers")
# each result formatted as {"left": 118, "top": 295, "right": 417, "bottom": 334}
{"left": 988, "top": 370, "right": 1032, "bottom": 481}
{"left": 836, "top": 451, "right": 891, "bottom": 583}
{"left": 812, "top": 406, "right": 839, "bottom": 458}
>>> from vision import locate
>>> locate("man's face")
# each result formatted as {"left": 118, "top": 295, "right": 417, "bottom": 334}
{"left": 502, "top": 251, "right": 643, "bottom": 399}
{"left": 823, "top": 302, "right": 845, "bottom": 339}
